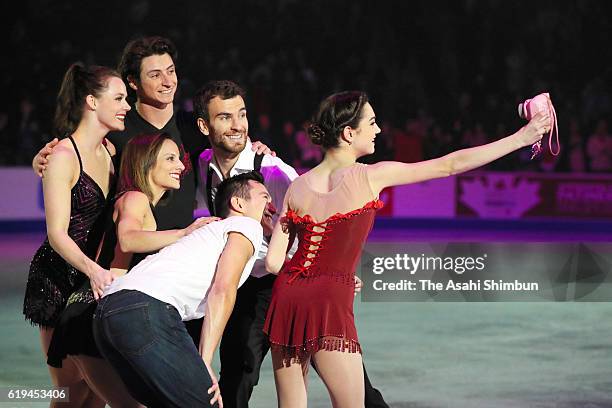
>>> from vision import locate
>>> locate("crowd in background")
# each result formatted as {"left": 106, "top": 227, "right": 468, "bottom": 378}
{"left": 3, "top": 0, "right": 611, "bottom": 173}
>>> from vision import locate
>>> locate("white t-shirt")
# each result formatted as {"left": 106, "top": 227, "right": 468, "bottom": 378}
{"left": 104, "top": 216, "right": 263, "bottom": 321}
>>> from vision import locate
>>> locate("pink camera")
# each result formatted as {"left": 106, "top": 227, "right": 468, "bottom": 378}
{"left": 517, "top": 92, "right": 560, "bottom": 159}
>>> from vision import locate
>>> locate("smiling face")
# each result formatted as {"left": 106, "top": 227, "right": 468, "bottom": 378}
{"left": 131, "top": 53, "right": 177, "bottom": 108}
{"left": 261, "top": 201, "right": 277, "bottom": 236}
{"left": 198, "top": 95, "right": 248, "bottom": 155}
{"left": 351, "top": 102, "right": 381, "bottom": 157}
{"left": 94, "top": 76, "right": 131, "bottom": 131}
{"left": 241, "top": 180, "right": 272, "bottom": 224}
{"left": 148, "top": 139, "right": 185, "bottom": 191}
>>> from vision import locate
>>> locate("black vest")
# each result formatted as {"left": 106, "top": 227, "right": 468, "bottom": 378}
{"left": 206, "top": 153, "right": 264, "bottom": 216}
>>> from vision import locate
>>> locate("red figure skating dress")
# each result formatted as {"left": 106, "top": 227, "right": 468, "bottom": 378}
{"left": 264, "top": 164, "right": 383, "bottom": 363}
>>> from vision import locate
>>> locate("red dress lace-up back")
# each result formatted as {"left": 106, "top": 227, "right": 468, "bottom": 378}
{"left": 263, "top": 164, "right": 383, "bottom": 363}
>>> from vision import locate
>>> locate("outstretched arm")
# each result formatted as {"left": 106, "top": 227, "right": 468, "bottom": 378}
{"left": 367, "top": 112, "right": 550, "bottom": 194}
{"left": 197, "top": 231, "right": 254, "bottom": 408}
{"left": 199, "top": 232, "right": 255, "bottom": 364}
{"left": 116, "top": 191, "right": 218, "bottom": 253}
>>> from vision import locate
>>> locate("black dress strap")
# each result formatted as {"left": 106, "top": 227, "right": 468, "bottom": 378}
{"left": 67, "top": 136, "right": 83, "bottom": 173}
{"left": 102, "top": 138, "right": 113, "bottom": 158}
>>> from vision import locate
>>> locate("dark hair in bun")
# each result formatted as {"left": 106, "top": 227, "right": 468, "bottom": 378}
{"left": 306, "top": 91, "right": 369, "bottom": 149}
{"left": 306, "top": 123, "right": 326, "bottom": 145}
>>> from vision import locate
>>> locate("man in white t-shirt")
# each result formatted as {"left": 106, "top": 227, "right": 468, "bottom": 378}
{"left": 92, "top": 171, "right": 270, "bottom": 408}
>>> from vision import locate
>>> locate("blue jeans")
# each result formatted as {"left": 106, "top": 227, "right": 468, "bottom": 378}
{"left": 92, "top": 290, "right": 217, "bottom": 408}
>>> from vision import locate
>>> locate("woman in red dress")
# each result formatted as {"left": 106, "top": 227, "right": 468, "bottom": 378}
{"left": 264, "top": 91, "right": 550, "bottom": 408}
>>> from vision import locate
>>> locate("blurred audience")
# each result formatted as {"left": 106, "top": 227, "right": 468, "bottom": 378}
{"left": 586, "top": 119, "right": 612, "bottom": 172}
{"left": 4, "top": 0, "right": 611, "bottom": 173}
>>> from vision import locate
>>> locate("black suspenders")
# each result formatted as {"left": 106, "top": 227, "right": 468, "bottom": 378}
{"left": 206, "top": 153, "right": 264, "bottom": 216}
{"left": 206, "top": 165, "right": 216, "bottom": 216}
{"left": 253, "top": 152, "right": 264, "bottom": 173}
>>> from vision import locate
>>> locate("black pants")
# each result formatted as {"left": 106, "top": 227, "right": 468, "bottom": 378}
{"left": 186, "top": 274, "right": 389, "bottom": 408}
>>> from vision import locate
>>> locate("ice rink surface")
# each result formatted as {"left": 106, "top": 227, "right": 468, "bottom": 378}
{"left": 2, "top": 224, "right": 611, "bottom": 408}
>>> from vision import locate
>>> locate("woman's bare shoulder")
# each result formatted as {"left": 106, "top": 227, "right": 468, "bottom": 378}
{"left": 44, "top": 139, "right": 79, "bottom": 174}
{"left": 115, "top": 191, "right": 150, "bottom": 211}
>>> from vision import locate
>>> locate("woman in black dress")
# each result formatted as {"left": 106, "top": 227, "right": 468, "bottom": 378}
{"left": 23, "top": 63, "right": 130, "bottom": 407}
